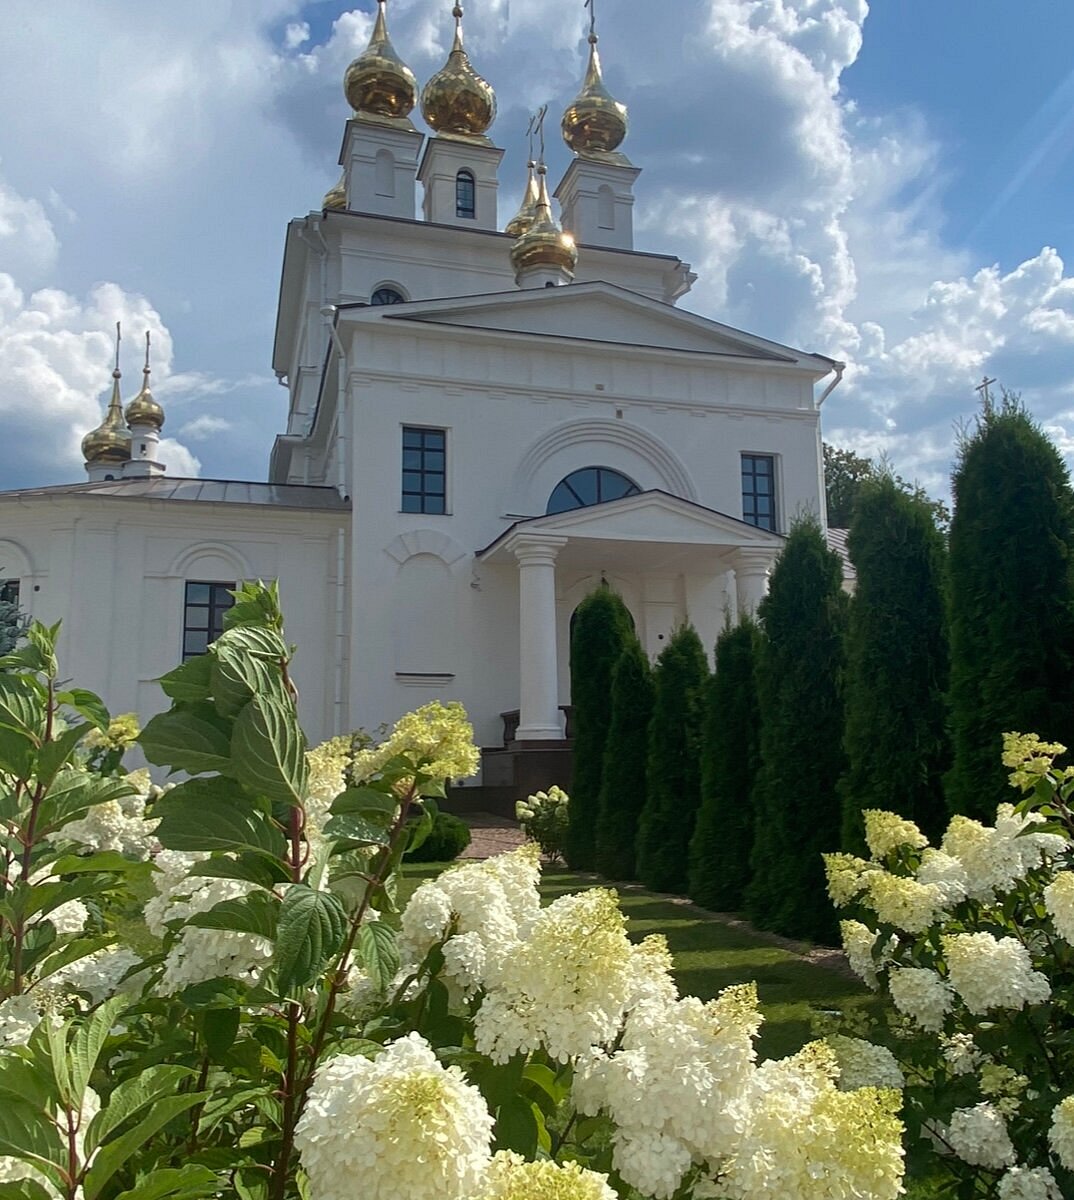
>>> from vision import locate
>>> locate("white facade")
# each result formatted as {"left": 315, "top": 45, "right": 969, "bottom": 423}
{"left": 0, "top": 89, "right": 841, "bottom": 774}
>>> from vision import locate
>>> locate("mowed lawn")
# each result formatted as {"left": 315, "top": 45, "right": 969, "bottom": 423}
{"left": 402, "top": 862, "right": 878, "bottom": 1061}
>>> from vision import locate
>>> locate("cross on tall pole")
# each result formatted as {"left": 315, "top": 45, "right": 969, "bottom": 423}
{"left": 585, "top": 0, "right": 597, "bottom": 39}
{"left": 976, "top": 375, "right": 997, "bottom": 408}
{"left": 528, "top": 104, "right": 548, "bottom": 164}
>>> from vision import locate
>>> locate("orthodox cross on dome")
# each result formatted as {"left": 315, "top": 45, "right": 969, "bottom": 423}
{"left": 113, "top": 321, "right": 121, "bottom": 375}
{"left": 975, "top": 375, "right": 997, "bottom": 409}
{"left": 585, "top": 0, "right": 597, "bottom": 41}
{"left": 528, "top": 104, "right": 548, "bottom": 166}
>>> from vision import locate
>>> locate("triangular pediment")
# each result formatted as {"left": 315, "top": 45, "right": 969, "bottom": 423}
{"left": 367, "top": 282, "right": 829, "bottom": 368}
{"left": 480, "top": 490, "right": 784, "bottom": 564}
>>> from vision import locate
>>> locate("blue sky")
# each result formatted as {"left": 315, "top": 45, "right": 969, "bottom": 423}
{"left": 1, "top": 0, "right": 1073, "bottom": 501}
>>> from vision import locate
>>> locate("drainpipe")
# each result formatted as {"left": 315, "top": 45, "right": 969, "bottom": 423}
{"left": 817, "top": 360, "right": 846, "bottom": 407}
{"left": 320, "top": 305, "right": 349, "bottom": 501}
{"left": 333, "top": 525, "right": 347, "bottom": 734}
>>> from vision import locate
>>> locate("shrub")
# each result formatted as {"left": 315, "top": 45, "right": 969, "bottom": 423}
{"left": 404, "top": 811, "right": 472, "bottom": 862}
{"left": 516, "top": 785, "right": 570, "bottom": 863}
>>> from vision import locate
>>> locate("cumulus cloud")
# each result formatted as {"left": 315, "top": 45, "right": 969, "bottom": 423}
{"left": 180, "top": 414, "right": 233, "bottom": 440}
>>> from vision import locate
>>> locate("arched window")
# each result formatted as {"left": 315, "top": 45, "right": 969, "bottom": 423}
{"left": 456, "top": 169, "right": 476, "bottom": 219}
{"left": 371, "top": 286, "right": 406, "bottom": 306}
{"left": 597, "top": 184, "right": 615, "bottom": 230}
{"left": 375, "top": 148, "right": 396, "bottom": 198}
{"left": 546, "top": 467, "right": 640, "bottom": 514}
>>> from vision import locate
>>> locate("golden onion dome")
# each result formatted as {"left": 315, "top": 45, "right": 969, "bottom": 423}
{"left": 82, "top": 368, "right": 131, "bottom": 465}
{"left": 509, "top": 166, "right": 577, "bottom": 277}
{"left": 561, "top": 32, "right": 628, "bottom": 156}
{"left": 323, "top": 172, "right": 346, "bottom": 210}
{"left": 421, "top": 5, "right": 496, "bottom": 140}
{"left": 125, "top": 331, "right": 164, "bottom": 431}
{"left": 504, "top": 160, "right": 539, "bottom": 237}
{"left": 343, "top": 0, "right": 417, "bottom": 120}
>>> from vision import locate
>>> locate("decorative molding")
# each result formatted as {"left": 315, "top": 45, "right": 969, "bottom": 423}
{"left": 0, "top": 538, "right": 35, "bottom": 578}
{"left": 383, "top": 529, "right": 469, "bottom": 567}
{"left": 395, "top": 672, "right": 455, "bottom": 686}
{"left": 167, "top": 541, "right": 253, "bottom": 580}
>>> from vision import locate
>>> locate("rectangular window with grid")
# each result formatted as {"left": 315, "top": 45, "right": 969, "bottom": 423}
{"left": 401, "top": 426, "right": 447, "bottom": 514}
{"left": 183, "top": 581, "right": 234, "bottom": 660}
{"left": 741, "top": 454, "right": 777, "bottom": 531}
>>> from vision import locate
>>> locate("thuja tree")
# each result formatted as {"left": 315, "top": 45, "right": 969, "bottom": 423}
{"left": 747, "top": 519, "right": 848, "bottom": 943}
{"left": 636, "top": 625, "right": 710, "bottom": 894}
{"left": 594, "top": 635, "right": 654, "bottom": 880}
{"left": 565, "top": 587, "right": 632, "bottom": 870}
{"left": 839, "top": 476, "right": 949, "bottom": 851}
{"left": 0, "top": 591, "right": 27, "bottom": 656}
{"left": 688, "top": 617, "right": 761, "bottom": 911}
{"left": 946, "top": 394, "right": 1074, "bottom": 820}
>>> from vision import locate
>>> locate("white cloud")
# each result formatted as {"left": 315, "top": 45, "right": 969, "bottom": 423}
{"left": 284, "top": 21, "right": 311, "bottom": 50}
{"left": 0, "top": 177, "right": 60, "bottom": 285}
{"left": 179, "top": 414, "right": 233, "bottom": 440}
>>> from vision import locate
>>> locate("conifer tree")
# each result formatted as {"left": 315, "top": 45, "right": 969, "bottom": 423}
{"left": 839, "top": 476, "right": 949, "bottom": 850}
{"left": 565, "top": 587, "right": 632, "bottom": 869}
{"left": 636, "top": 625, "right": 709, "bottom": 893}
{"left": 946, "top": 395, "right": 1074, "bottom": 819}
{"left": 687, "top": 617, "right": 761, "bottom": 910}
{"left": 0, "top": 591, "right": 25, "bottom": 657}
{"left": 595, "top": 636, "right": 654, "bottom": 880}
{"left": 747, "top": 519, "right": 847, "bottom": 943}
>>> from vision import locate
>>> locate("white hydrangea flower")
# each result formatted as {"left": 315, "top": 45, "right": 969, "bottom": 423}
{"left": 839, "top": 919, "right": 891, "bottom": 989}
{"left": 58, "top": 778, "right": 154, "bottom": 858}
{"left": 916, "top": 848, "right": 969, "bottom": 906}
{"left": 47, "top": 899, "right": 89, "bottom": 936}
{"left": 941, "top": 806, "right": 1065, "bottom": 901}
{"left": 1044, "top": 871, "right": 1074, "bottom": 945}
{"left": 887, "top": 967, "right": 954, "bottom": 1032}
{"left": 51, "top": 946, "right": 144, "bottom": 1004}
{"left": 441, "top": 931, "right": 488, "bottom": 1002}
{"left": 997, "top": 1166, "right": 1062, "bottom": 1200}
{"left": 864, "top": 872, "right": 946, "bottom": 933}
{"left": 944, "top": 933, "right": 1050, "bottom": 1014}
{"left": 477, "top": 1151, "right": 617, "bottom": 1200}
{"left": 994, "top": 804, "right": 1066, "bottom": 872}
{"left": 946, "top": 1103, "right": 1016, "bottom": 1169}
{"left": 823, "top": 853, "right": 880, "bottom": 907}
{"left": 941, "top": 1033, "right": 983, "bottom": 1076}
{"left": 295, "top": 1033, "right": 493, "bottom": 1200}
{"left": 609, "top": 1127, "right": 693, "bottom": 1200}
{"left": 827, "top": 1035, "right": 905, "bottom": 1091}
{"left": 0, "top": 994, "right": 44, "bottom": 1047}
{"left": 1048, "top": 1095, "right": 1074, "bottom": 1172}
{"left": 863, "top": 810, "right": 929, "bottom": 859}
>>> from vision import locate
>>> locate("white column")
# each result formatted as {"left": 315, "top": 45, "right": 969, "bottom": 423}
{"left": 512, "top": 534, "right": 568, "bottom": 741}
{"left": 733, "top": 547, "right": 775, "bottom": 616}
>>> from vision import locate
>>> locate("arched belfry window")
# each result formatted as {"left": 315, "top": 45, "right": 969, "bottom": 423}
{"left": 371, "top": 286, "right": 406, "bottom": 306}
{"left": 546, "top": 467, "right": 640, "bottom": 514}
{"left": 456, "top": 169, "right": 476, "bottom": 219}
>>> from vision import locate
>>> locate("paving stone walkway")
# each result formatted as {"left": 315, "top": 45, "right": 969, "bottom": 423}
{"left": 460, "top": 813, "right": 527, "bottom": 859}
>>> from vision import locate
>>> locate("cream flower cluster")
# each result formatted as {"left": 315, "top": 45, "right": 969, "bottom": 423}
{"left": 305, "top": 735, "right": 354, "bottom": 858}
{"left": 296, "top": 1034, "right": 494, "bottom": 1200}
{"left": 863, "top": 810, "right": 929, "bottom": 859}
{"left": 943, "top": 933, "right": 1050, "bottom": 1014}
{"left": 0, "top": 994, "right": 46, "bottom": 1048}
{"left": 940, "top": 806, "right": 1065, "bottom": 901}
{"left": 514, "top": 785, "right": 568, "bottom": 826}
{"left": 1043, "top": 871, "right": 1074, "bottom": 944}
{"left": 351, "top": 700, "right": 480, "bottom": 785}
{"left": 839, "top": 920, "right": 891, "bottom": 989}
{"left": 1002, "top": 731, "right": 1074, "bottom": 790}
{"left": 476, "top": 1153, "right": 616, "bottom": 1200}
{"left": 887, "top": 967, "right": 953, "bottom": 1032}
{"left": 865, "top": 873, "right": 945, "bottom": 933}
{"left": 57, "top": 771, "right": 155, "bottom": 858}
{"left": 1048, "top": 1095, "right": 1074, "bottom": 1172}
{"left": 945, "top": 1102, "right": 1016, "bottom": 1169}
{"left": 145, "top": 850, "right": 272, "bottom": 995}
{"left": 827, "top": 1035, "right": 905, "bottom": 1091}
{"left": 996, "top": 1166, "right": 1062, "bottom": 1200}
{"left": 823, "top": 854, "right": 880, "bottom": 907}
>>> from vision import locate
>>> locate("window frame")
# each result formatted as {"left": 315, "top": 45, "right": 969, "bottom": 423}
{"left": 455, "top": 169, "right": 476, "bottom": 220}
{"left": 740, "top": 453, "right": 778, "bottom": 532}
{"left": 182, "top": 580, "right": 235, "bottom": 661}
{"left": 545, "top": 466, "right": 641, "bottom": 515}
{"left": 401, "top": 426, "right": 448, "bottom": 515}
{"left": 370, "top": 286, "right": 406, "bottom": 306}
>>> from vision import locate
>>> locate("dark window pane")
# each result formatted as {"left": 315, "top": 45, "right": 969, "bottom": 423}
{"left": 212, "top": 585, "right": 233, "bottom": 604}
{"left": 424, "top": 495, "right": 446, "bottom": 515}
{"left": 403, "top": 472, "right": 422, "bottom": 492}
{"left": 403, "top": 449, "right": 422, "bottom": 469}
{"left": 545, "top": 466, "right": 639, "bottom": 514}
{"left": 741, "top": 455, "right": 776, "bottom": 531}
{"left": 401, "top": 426, "right": 448, "bottom": 514}
{"left": 186, "top": 582, "right": 211, "bottom": 604}
{"left": 572, "top": 469, "right": 599, "bottom": 505}
{"left": 185, "top": 610, "right": 209, "bottom": 632}
{"left": 424, "top": 450, "right": 445, "bottom": 471}
{"left": 402, "top": 429, "right": 423, "bottom": 448}
{"left": 402, "top": 494, "right": 421, "bottom": 513}
{"left": 425, "top": 430, "right": 445, "bottom": 450}
{"left": 456, "top": 170, "right": 476, "bottom": 219}
{"left": 547, "top": 483, "right": 574, "bottom": 514}
{"left": 184, "top": 631, "right": 209, "bottom": 657}
{"left": 599, "top": 470, "right": 632, "bottom": 501}
{"left": 425, "top": 473, "right": 445, "bottom": 494}
{"left": 0, "top": 579, "right": 19, "bottom": 605}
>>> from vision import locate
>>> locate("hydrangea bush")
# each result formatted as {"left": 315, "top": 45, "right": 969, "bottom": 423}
{"left": 826, "top": 733, "right": 1074, "bottom": 1199}
{"left": 515, "top": 786, "right": 570, "bottom": 863}
{"left": 0, "top": 585, "right": 905, "bottom": 1199}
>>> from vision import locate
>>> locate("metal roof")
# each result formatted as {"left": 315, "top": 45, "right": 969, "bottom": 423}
{"left": 0, "top": 477, "right": 350, "bottom": 511}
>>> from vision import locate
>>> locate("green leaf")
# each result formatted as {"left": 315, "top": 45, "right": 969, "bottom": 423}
{"left": 186, "top": 853, "right": 291, "bottom": 889}
{"left": 85, "top": 1065, "right": 196, "bottom": 1154}
{"left": 140, "top": 705, "right": 234, "bottom": 776}
{"left": 55, "top": 689, "right": 110, "bottom": 732}
{"left": 37, "top": 771, "right": 137, "bottom": 835}
{"left": 0, "top": 724, "right": 36, "bottom": 779}
{"left": 201, "top": 1008, "right": 241, "bottom": 1062}
{"left": 158, "top": 654, "right": 213, "bottom": 703}
{"left": 0, "top": 677, "right": 44, "bottom": 744}
{"left": 152, "top": 778, "right": 287, "bottom": 859}
{"left": 186, "top": 890, "right": 279, "bottom": 939}
{"left": 0, "top": 1180, "right": 57, "bottom": 1200}
{"left": 0, "top": 1097, "right": 65, "bottom": 1176}
{"left": 274, "top": 884, "right": 347, "bottom": 994}
{"left": 0, "top": 639, "right": 52, "bottom": 674}
{"left": 328, "top": 787, "right": 398, "bottom": 818}
{"left": 0, "top": 1054, "right": 56, "bottom": 1110}
{"left": 26, "top": 622, "right": 59, "bottom": 679}
{"left": 34, "top": 724, "right": 89, "bottom": 789}
{"left": 67, "top": 996, "right": 126, "bottom": 1105}
{"left": 494, "top": 1094, "right": 540, "bottom": 1157}
{"left": 112, "top": 1166, "right": 220, "bottom": 1200}
{"left": 231, "top": 694, "right": 308, "bottom": 808}
{"left": 50, "top": 852, "right": 148, "bottom": 876}
{"left": 83, "top": 1093, "right": 208, "bottom": 1200}
{"left": 356, "top": 919, "right": 399, "bottom": 994}
{"left": 322, "top": 813, "right": 390, "bottom": 847}
{"left": 406, "top": 799, "right": 437, "bottom": 855}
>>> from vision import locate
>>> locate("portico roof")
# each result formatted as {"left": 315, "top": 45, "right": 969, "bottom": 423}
{"left": 478, "top": 490, "right": 783, "bottom": 573}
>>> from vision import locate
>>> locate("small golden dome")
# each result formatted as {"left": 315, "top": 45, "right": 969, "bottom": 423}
{"left": 323, "top": 172, "right": 346, "bottom": 210}
{"left": 509, "top": 166, "right": 577, "bottom": 278}
{"left": 421, "top": 6, "right": 496, "bottom": 140}
{"left": 343, "top": 0, "right": 417, "bottom": 120}
{"left": 82, "top": 370, "right": 131, "bottom": 465}
{"left": 562, "top": 33, "right": 628, "bottom": 156}
{"left": 504, "top": 160, "right": 539, "bottom": 237}
{"left": 125, "top": 331, "right": 165, "bottom": 432}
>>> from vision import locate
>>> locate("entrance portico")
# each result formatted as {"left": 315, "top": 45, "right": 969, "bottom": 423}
{"left": 479, "top": 490, "right": 784, "bottom": 743}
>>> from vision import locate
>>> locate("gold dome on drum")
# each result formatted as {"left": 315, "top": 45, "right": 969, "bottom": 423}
{"left": 561, "top": 33, "right": 628, "bottom": 156}
{"left": 82, "top": 326, "right": 131, "bottom": 464}
{"left": 343, "top": 0, "right": 417, "bottom": 120}
{"left": 504, "top": 160, "right": 539, "bottom": 237}
{"left": 509, "top": 166, "right": 577, "bottom": 277}
{"left": 421, "top": 6, "right": 496, "bottom": 139}
{"left": 125, "top": 331, "right": 164, "bottom": 431}
{"left": 323, "top": 172, "right": 346, "bottom": 210}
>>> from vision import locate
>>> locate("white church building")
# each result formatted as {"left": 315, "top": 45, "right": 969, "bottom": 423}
{"left": 0, "top": 2, "right": 842, "bottom": 798}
